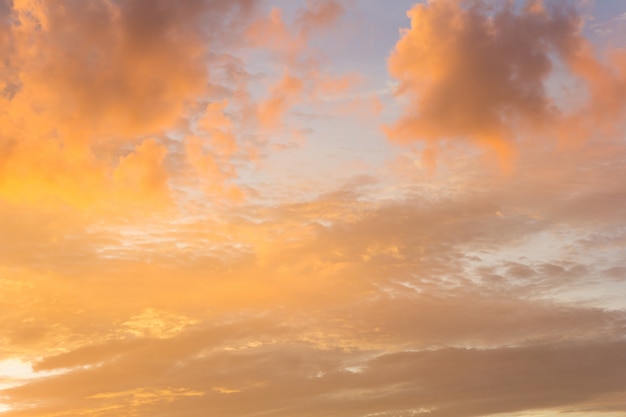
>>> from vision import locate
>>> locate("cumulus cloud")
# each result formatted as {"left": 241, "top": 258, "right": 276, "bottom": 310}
{"left": 9, "top": 0, "right": 247, "bottom": 137}
{"left": 0, "top": 0, "right": 263, "bottom": 207}
{"left": 0, "top": 0, "right": 357, "bottom": 207}
{"left": 385, "top": 0, "right": 626, "bottom": 169}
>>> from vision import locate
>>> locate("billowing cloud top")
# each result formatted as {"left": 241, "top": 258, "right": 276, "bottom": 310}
{"left": 1, "top": 1, "right": 626, "bottom": 416}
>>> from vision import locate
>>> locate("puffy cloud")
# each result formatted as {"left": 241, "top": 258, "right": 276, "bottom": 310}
{"left": 0, "top": 0, "right": 359, "bottom": 208}
{"left": 0, "top": 0, "right": 261, "bottom": 208}
{"left": 384, "top": 0, "right": 625, "bottom": 169}
{"left": 10, "top": 0, "right": 252, "bottom": 138}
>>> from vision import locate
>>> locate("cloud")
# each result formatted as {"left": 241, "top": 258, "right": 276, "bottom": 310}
{"left": 2, "top": 172, "right": 626, "bottom": 415}
{"left": 112, "top": 139, "right": 170, "bottom": 204}
{"left": 563, "top": 46, "right": 626, "bottom": 143}
{"left": 0, "top": 0, "right": 261, "bottom": 208}
{"left": 1, "top": 2, "right": 626, "bottom": 417}
{"left": 14, "top": 0, "right": 259, "bottom": 138}
{"left": 247, "top": 1, "right": 358, "bottom": 131}
{"left": 385, "top": 0, "right": 593, "bottom": 169}
{"left": 3, "top": 310, "right": 626, "bottom": 417}
{"left": 295, "top": 0, "right": 345, "bottom": 37}
{"left": 257, "top": 73, "right": 305, "bottom": 129}
{"left": 0, "top": 0, "right": 363, "bottom": 208}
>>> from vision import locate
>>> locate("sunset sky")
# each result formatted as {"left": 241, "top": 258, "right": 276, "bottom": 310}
{"left": 1, "top": 0, "right": 626, "bottom": 416}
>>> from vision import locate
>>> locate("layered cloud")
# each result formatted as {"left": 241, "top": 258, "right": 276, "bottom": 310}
{"left": 3, "top": 142, "right": 626, "bottom": 415}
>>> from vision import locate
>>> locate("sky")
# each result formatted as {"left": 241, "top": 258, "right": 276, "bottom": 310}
{"left": 0, "top": 0, "right": 626, "bottom": 416}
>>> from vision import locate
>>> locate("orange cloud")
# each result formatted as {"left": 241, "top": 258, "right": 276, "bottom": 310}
{"left": 2, "top": 2, "right": 626, "bottom": 417}
{"left": 561, "top": 45, "right": 626, "bottom": 144}
{"left": 112, "top": 139, "right": 169, "bottom": 205}
{"left": 247, "top": 1, "right": 344, "bottom": 65}
{"left": 2, "top": 158, "right": 626, "bottom": 415}
{"left": 0, "top": 0, "right": 262, "bottom": 208}
{"left": 385, "top": 0, "right": 585, "bottom": 169}
{"left": 248, "top": 1, "right": 354, "bottom": 131}
{"left": 257, "top": 73, "right": 304, "bottom": 129}
{"left": 12, "top": 0, "right": 215, "bottom": 138}
{"left": 296, "top": 0, "right": 345, "bottom": 37}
